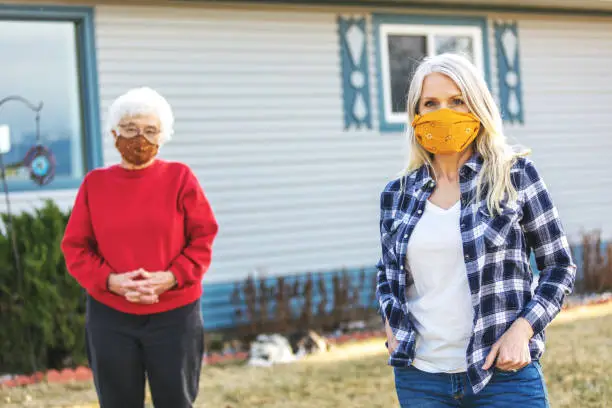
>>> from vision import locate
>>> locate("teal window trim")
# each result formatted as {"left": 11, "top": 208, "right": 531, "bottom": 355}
{"left": 494, "top": 21, "right": 524, "bottom": 124}
{"left": 372, "top": 13, "right": 491, "bottom": 133}
{"left": 0, "top": 5, "right": 102, "bottom": 193}
{"left": 338, "top": 16, "right": 372, "bottom": 130}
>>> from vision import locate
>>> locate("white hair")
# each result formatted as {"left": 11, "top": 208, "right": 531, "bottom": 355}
{"left": 105, "top": 87, "right": 174, "bottom": 145}
{"left": 404, "top": 53, "right": 529, "bottom": 215}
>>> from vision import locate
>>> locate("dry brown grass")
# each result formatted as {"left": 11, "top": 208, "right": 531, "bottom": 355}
{"left": 541, "top": 303, "right": 612, "bottom": 408}
{"left": 2, "top": 303, "right": 611, "bottom": 408}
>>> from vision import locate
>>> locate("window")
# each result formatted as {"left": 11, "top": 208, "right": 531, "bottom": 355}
{"left": 373, "top": 15, "right": 489, "bottom": 132}
{"left": 0, "top": 6, "right": 101, "bottom": 191}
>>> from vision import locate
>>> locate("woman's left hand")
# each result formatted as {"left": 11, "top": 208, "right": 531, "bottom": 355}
{"left": 482, "top": 317, "right": 534, "bottom": 372}
{"left": 124, "top": 271, "right": 177, "bottom": 304}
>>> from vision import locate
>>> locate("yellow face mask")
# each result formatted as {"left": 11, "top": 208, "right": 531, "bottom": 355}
{"left": 412, "top": 108, "right": 481, "bottom": 155}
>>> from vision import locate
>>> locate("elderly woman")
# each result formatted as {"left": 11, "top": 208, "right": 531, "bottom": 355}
{"left": 61, "top": 87, "right": 218, "bottom": 408}
{"left": 377, "top": 53, "right": 575, "bottom": 407}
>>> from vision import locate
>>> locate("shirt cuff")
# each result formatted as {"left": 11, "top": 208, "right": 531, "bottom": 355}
{"left": 379, "top": 297, "right": 393, "bottom": 324}
{"left": 95, "top": 264, "right": 114, "bottom": 293}
{"left": 519, "top": 299, "right": 549, "bottom": 335}
{"left": 168, "top": 267, "right": 184, "bottom": 289}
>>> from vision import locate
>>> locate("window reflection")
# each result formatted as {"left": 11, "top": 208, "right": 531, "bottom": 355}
{"left": 0, "top": 20, "right": 85, "bottom": 181}
{"left": 435, "top": 36, "right": 474, "bottom": 62}
{"left": 387, "top": 35, "right": 427, "bottom": 114}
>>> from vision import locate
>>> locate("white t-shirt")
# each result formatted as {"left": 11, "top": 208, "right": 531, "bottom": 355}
{"left": 406, "top": 199, "right": 475, "bottom": 373}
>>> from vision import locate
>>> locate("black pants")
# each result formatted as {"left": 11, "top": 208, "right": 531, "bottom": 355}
{"left": 85, "top": 296, "right": 204, "bottom": 408}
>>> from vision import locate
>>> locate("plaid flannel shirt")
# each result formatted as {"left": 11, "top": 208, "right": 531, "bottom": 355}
{"left": 376, "top": 153, "right": 576, "bottom": 394}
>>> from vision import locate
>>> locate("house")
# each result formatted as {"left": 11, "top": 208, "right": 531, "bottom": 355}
{"left": 1, "top": 0, "right": 610, "bottom": 330}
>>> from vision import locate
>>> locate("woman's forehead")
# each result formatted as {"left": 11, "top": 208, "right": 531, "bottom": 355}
{"left": 119, "top": 114, "right": 160, "bottom": 127}
{"left": 421, "top": 72, "right": 461, "bottom": 98}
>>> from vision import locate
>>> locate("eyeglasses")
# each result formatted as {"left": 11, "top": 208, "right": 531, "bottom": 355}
{"left": 118, "top": 124, "right": 160, "bottom": 141}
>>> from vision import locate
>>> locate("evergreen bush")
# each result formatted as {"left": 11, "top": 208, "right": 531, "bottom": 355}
{"left": 0, "top": 200, "right": 86, "bottom": 375}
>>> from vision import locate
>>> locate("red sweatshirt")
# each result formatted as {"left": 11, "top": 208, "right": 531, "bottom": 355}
{"left": 61, "top": 160, "right": 219, "bottom": 314}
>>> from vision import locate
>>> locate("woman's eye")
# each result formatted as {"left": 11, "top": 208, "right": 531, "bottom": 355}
{"left": 423, "top": 100, "right": 435, "bottom": 107}
{"left": 452, "top": 98, "right": 465, "bottom": 105}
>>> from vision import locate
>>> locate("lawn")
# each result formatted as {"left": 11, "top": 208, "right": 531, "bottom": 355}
{"left": 2, "top": 303, "right": 611, "bottom": 408}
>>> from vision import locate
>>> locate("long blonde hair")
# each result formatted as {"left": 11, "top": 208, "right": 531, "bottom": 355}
{"left": 404, "top": 53, "right": 528, "bottom": 215}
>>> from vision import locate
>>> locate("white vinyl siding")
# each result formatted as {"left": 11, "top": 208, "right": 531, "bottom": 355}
{"left": 0, "top": 3, "right": 610, "bottom": 287}
{"left": 489, "top": 16, "right": 612, "bottom": 242}
{"left": 94, "top": 5, "right": 402, "bottom": 284}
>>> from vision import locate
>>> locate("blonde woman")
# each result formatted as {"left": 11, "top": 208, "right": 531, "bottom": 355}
{"left": 376, "top": 53, "right": 575, "bottom": 407}
{"left": 62, "top": 87, "right": 218, "bottom": 408}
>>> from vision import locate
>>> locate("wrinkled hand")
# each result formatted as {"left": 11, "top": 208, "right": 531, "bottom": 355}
{"left": 107, "top": 270, "right": 149, "bottom": 297}
{"left": 123, "top": 271, "right": 177, "bottom": 304}
{"left": 482, "top": 317, "right": 534, "bottom": 372}
{"left": 385, "top": 319, "right": 399, "bottom": 355}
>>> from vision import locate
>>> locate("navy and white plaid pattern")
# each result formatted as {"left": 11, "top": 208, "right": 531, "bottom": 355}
{"left": 376, "top": 153, "right": 576, "bottom": 394}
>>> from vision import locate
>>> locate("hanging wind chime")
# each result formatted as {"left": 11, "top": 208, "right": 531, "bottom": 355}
{"left": 0, "top": 95, "right": 56, "bottom": 288}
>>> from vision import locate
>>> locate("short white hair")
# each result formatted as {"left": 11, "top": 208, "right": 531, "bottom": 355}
{"left": 105, "top": 87, "right": 174, "bottom": 144}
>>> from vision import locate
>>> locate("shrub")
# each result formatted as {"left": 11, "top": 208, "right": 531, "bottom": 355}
{"left": 575, "top": 230, "right": 612, "bottom": 293}
{"left": 0, "top": 200, "right": 86, "bottom": 375}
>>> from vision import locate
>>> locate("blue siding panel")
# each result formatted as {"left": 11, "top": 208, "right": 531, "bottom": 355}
{"left": 200, "top": 241, "right": 605, "bottom": 330}
{"left": 201, "top": 266, "right": 378, "bottom": 330}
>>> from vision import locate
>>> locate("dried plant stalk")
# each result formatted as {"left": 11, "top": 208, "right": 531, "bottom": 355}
{"left": 229, "top": 269, "right": 380, "bottom": 338}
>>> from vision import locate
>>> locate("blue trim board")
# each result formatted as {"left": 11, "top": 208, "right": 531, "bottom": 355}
{"left": 78, "top": 8, "right": 105, "bottom": 173}
{"left": 0, "top": 5, "right": 102, "bottom": 193}
{"left": 568, "top": 243, "right": 608, "bottom": 284}
{"left": 372, "top": 13, "right": 491, "bottom": 133}
{"left": 200, "top": 266, "right": 379, "bottom": 330}
{"left": 338, "top": 16, "right": 372, "bottom": 130}
{"left": 201, "top": 240, "right": 605, "bottom": 330}
{"left": 494, "top": 21, "right": 524, "bottom": 124}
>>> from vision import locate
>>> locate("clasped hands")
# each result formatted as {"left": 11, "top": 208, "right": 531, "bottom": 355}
{"left": 107, "top": 269, "right": 177, "bottom": 304}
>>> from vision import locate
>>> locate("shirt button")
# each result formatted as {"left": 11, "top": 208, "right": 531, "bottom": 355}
{"left": 465, "top": 254, "right": 470, "bottom": 260}
{"left": 460, "top": 223, "right": 466, "bottom": 229}
{"left": 417, "top": 209, "right": 423, "bottom": 214}
{"left": 404, "top": 234, "right": 408, "bottom": 238}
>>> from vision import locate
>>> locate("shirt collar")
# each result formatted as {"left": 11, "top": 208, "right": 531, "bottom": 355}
{"left": 462, "top": 151, "right": 484, "bottom": 173}
{"left": 414, "top": 151, "right": 483, "bottom": 192}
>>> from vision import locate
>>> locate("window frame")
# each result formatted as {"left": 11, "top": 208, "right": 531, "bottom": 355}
{"left": 373, "top": 14, "right": 491, "bottom": 133}
{"left": 0, "top": 5, "right": 102, "bottom": 192}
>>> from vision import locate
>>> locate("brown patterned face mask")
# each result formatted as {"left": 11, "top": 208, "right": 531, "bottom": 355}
{"left": 115, "top": 135, "right": 159, "bottom": 166}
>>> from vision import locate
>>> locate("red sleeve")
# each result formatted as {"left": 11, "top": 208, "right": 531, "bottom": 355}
{"left": 61, "top": 175, "right": 115, "bottom": 293}
{"left": 168, "top": 169, "right": 219, "bottom": 288}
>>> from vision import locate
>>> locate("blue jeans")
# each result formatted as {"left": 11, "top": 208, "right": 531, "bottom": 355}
{"left": 394, "top": 362, "right": 550, "bottom": 407}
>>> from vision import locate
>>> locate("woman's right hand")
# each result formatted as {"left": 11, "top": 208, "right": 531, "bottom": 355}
{"left": 107, "top": 270, "right": 152, "bottom": 297}
{"left": 385, "top": 319, "right": 399, "bottom": 355}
